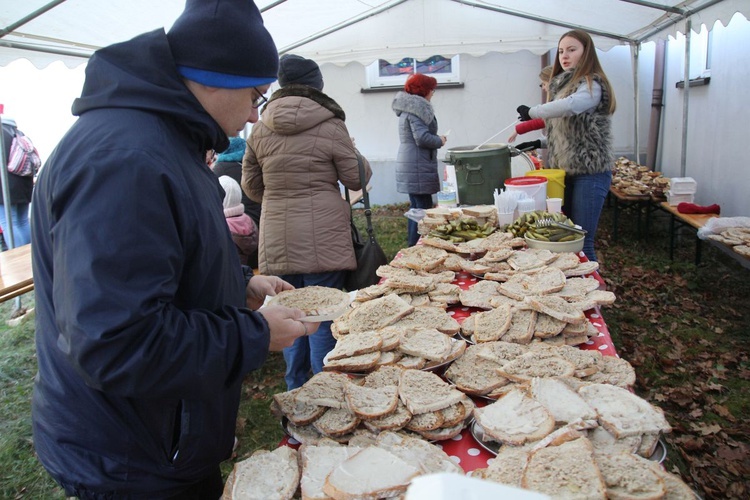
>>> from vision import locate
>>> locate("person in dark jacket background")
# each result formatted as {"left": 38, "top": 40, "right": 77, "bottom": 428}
{"left": 392, "top": 73, "right": 447, "bottom": 246}
{"left": 213, "top": 136, "right": 261, "bottom": 267}
{"left": 29, "top": 1, "right": 317, "bottom": 498}
{"left": 0, "top": 116, "right": 34, "bottom": 247}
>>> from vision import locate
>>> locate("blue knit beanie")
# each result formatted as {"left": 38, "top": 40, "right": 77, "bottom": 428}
{"left": 168, "top": 0, "right": 279, "bottom": 89}
{"left": 216, "top": 136, "right": 247, "bottom": 162}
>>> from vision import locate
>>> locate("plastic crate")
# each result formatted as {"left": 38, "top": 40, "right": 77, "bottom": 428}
{"left": 669, "top": 177, "right": 697, "bottom": 194}
{"left": 666, "top": 190, "right": 694, "bottom": 206}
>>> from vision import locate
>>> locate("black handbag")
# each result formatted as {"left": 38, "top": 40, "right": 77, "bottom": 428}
{"left": 344, "top": 155, "right": 388, "bottom": 291}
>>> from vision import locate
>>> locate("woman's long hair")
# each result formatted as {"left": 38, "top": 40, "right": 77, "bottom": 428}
{"left": 552, "top": 29, "right": 616, "bottom": 114}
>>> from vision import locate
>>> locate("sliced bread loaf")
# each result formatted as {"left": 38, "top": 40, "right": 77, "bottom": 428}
{"left": 398, "top": 328, "right": 452, "bottom": 361}
{"left": 578, "top": 383, "right": 672, "bottom": 438}
{"left": 327, "top": 330, "right": 383, "bottom": 361}
{"left": 272, "top": 388, "right": 326, "bottom": 426}
{"left": 595, "top": 452, "right": 666, "bottom": 500}
{"left": 295, "top": 372, "right": 350, "bottom": 409}
{"left": 523, "top": 295, "right": 587, "bottom": 324}
{"left": 496, "top": 351, "right": 576, "bottom": 382}
{"left": 472, "top": 304, "right": 513, "bottom": 343}
{"left": 530, "top": 377, "right": 598, "bottom": 424}
{"left": 299, "top": 443, "right": 363, "bottom": 500}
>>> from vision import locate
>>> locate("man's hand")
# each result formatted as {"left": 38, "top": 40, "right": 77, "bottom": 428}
{"left": 246, "top": 275, "right": 294, "bottom": 310}
{"left": 258, "top": 305, "right": 321, "bottom": 351}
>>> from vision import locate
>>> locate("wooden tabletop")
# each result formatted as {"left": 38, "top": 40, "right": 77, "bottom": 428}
{"left": 0, "top": 244, "right": 34, "bottom": 303}
{"left": 659, "top": 202, "right": 719, "bottom": 230}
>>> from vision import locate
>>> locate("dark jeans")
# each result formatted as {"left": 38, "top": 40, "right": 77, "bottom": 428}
{"left": 408, "top": 193, "right": 434, "bottom": 246}
{"left": 279, "top": 270, "right": 345, "bottom": 390}
{"left": 563, "top": 171, "right": 612, "bottom": 262}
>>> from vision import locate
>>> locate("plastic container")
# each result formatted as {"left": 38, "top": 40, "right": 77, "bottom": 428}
{"left": 504, "top": 176, "right": 548, "bottom": 211}
{"left": 443, "top": 144, "right": 512, "bottom": 205}
{"left": 666, "top": 190, "right": 694, "bottom": 206}
{"left": 528, "top": 169, "right": 565, "bottom": 205}
{"left": 525, "top": 234, "right": 584, "bottom": 254}
{"left": 669, "top": 177, "right": 697, "bottom": 194}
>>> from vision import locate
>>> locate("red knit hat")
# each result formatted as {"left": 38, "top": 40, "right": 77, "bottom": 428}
{"left": 404, "top": 73, "right": 437, "bottom": 98}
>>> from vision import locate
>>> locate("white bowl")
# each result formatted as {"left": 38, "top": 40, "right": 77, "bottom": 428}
{"left": 524, "top": 233, "right": 584, "bottom": 253}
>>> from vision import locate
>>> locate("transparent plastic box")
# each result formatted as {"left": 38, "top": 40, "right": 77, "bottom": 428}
{"left": 669, "top": 177, "right": 697, "bottom": 194}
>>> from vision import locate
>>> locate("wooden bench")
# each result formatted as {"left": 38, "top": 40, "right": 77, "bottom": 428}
{"left": 607, "top": 187, "right": 653, "bottom": 242}
{"left": 0, "top": 244, "right": 33, "bottom": 303}
{"left": 657, "top": 202, "right": 719, "bottom": 265}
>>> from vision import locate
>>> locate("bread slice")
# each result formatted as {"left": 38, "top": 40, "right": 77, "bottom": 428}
{"left": 392, "top": 245, "right": 448, "bottom": 272}
{"left": 530, "top": 377, "right": 598, "bottom": 424}
{"left": 473, "top": 340, "right": 529, "bottom": 365}
{"left": 578, "top": 383, "right": 672, "bottom": 438}
{"left": 418, "top": 421, "right": 465, "bottom": 441}
{"left": 564, "top": 260, "right": 600, "bottom": 277}
{"left": 272, "top": 388, "right": 326, "bottom": 426}
{"left": 548, "top": 251, "right": 583, "bottom": 271}
{"left": 532, "top": 312, "right": 567, "bottom": 339}
{"left": 322, "top": 351, "right": 381, "bottom": 373}
{"left": 322, "top": 446, "right": 422, "bottom": 500}
{"left": 348, "top": 294, "right": 415, "bottom": 334}
{"left": 521, "top": 437, "right": 607, "bottom": 499}
{"left": 391, "top": 306, "right": 461, "bottom": 335}
{"left": 583, "top": 355, "right": 636, "bottom": 388}
{"left": 405, "top": 409, "right": 445, "bottom": 432}
{"left": 586, "top": 426, "right": 642, "bottom": 455}
{"left": 398, "top": 369, "right": 465, "bottom": 415}
{"left": 529, "top": 343, "right": 602, "bottom": 377}
{"left": 386, "top": 274, "right": 436, "bottom": 294}
{"left": 473, "top": 445, "right": 530, "bottom": 487}
{"left": 267, "top": 286, "right": 350, "bottom": 319}
{"left": 396, "top": 355, "right": 427, "bottom": 369}
{"left": 375, "top": 431, "right": 463, "bottom": 475}
{"left": 295, "top": 372, "right": 350, "bottom": 409}
{"left": 646, "top": 462, "right": 697, "bottom": 500}
{"left": 459, "top": 280, "right": 501, "bottom": 309}
{"left": 299, "top": 443, "right": 363, "bottom": 500}
{"left": 497, "top": 351, "right": 576, "bottom": 382}
{"left": 229, "top": 446, "right": 299, "bottom": 500}
{"left": 344, "top": 381, "right": 399, "bottom": 420}
{"left": 440, "top": 401, "right": 467, "bottom": 427}
{"left": 523, "top": 295, "right": 587, "bottom": 324}
{"left": 398, "top": 328, "right": 452, "bottom": 361}
{"left": 327, "top": 330, "right": 383, "bottom": 361}
{"left": 473, "top": 388, "right": 555, "bottom": 446}
{"left": 444, "top": 350, "right": 508, "bottom": 396}
{"left": 362, "top": 365, "right": 404, "bottom": 389}
{"left": 595, "top": 452, "right": 666, "bottom": 500}
{"left": 362, "top": 401, "right": 412, "bottom": 432}
{"left": 312, "top": 407, "right": 360, "bottom": 437}
{"left": 472, "top": 304, "right": 513, "bottom": 343}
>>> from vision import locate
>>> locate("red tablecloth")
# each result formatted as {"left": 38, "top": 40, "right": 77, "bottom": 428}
{"left": 280, "top": 253, "right": 618, "bottom": 474}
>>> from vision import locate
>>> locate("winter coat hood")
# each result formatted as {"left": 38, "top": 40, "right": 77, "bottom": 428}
{"left": 392, "top": 91, "right": 435, "bottom": 125}
{"left": 261, "top": 84, "right": 345, "bottom": 136}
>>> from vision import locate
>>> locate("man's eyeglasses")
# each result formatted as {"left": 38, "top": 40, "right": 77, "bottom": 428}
{"left": 252, "top": 88, "right": 268, "bottom": 109}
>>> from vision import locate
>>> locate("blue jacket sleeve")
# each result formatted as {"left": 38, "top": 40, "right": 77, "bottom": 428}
{"left": 408, "top": 115, "right": 443, "bottom": 151}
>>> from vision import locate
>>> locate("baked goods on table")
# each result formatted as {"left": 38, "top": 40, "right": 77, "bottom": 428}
{"left": 233, "top": 232, "right": 699, "bottom": 499}
{"left": 705, "top": 226, "right": 750, "bottom": 259}
{"left": 612, "top": 156, "right": 670, "bottom": 199}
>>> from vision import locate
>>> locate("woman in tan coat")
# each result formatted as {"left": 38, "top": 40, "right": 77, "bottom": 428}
{"left": 242, "top": 54, "right": 372, "bottom": 389}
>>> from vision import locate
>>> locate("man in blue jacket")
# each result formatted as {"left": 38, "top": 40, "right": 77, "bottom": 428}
{"left": 30, "top": 1, "right": 317, "bottom": 498}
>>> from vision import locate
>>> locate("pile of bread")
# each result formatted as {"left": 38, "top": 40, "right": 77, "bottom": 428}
{"left": 473, "top": 435, "right": 695, "bottom": 499}
{"left": 271, "top": 367, "right": 475, "bottom": 444}
{"left": 612, "top": 156, "right": 671, "bottom": 198}
{"left": 222, "top": 431, "right": 462, "bottom": 500}
{"left": 418, "top": 205, "right": 498, "bottom": 236}
{"left": 705, "top": 226, "right": 750, "bottom": 258}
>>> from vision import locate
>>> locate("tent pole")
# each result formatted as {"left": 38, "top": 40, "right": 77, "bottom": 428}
{"left": 647, "top": 40, "right": 666, "bottom": 170}
{"left": 681, "top": 18, "right": 691, "bottom": 177}
{"left": 631, "top": 42, "right": 640, "bottom": 164}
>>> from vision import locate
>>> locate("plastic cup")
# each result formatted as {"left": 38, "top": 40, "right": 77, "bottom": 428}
{"left": 497, "top": 212, "right": 515, "bottom": 227}
{"left": 546, "top": 197, "right": 562, "bottom": 213}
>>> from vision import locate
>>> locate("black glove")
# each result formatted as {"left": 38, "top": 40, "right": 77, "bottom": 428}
{"left": 515, "top": 140, "right": 542, "bottom": 151}
{"left": 516, "top": 105, "right": 531, "bottom": 122}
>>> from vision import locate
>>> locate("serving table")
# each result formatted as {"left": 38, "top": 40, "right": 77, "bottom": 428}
{"left": 278, "top": 253, "right": 619, "bottom": 473}
{"left": 0, "top": 244, "right": 33, "bottom": 303}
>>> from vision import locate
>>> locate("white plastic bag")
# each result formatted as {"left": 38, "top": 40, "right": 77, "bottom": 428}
{"left": 697, "top": 216, "right": 750, "bottom": 239}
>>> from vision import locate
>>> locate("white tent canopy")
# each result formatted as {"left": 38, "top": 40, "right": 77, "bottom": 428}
{"left": 1, "top": 0, "right": 748, "bottom": 68}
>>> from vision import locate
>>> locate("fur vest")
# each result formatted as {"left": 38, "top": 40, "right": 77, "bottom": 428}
{"left": 546, "top": 71, "right": 613, "bottom": 176}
